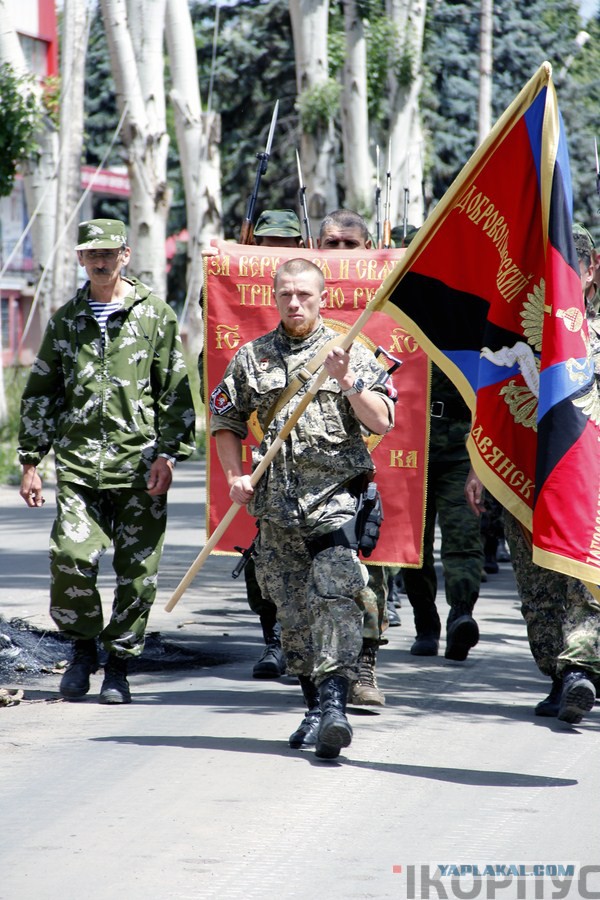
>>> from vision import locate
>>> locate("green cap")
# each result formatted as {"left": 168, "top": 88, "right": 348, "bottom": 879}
{"left": 573, "top": 222, "right": 595, "bottom": 250}
{"left": 76, "top": 218, "right": 127, "bottom": 250}
{"left": 390, "top": 224, "right": 420, "bottom": 247}
{"left": 254, "top": 209, "right": 302, "bottom": 238}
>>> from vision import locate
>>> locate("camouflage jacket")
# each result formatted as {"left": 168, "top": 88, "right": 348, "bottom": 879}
{"left": 18, "top": 277, "right": 195, "bottom": 489}
{"left": 209, "top": 321, "right": 395, "bottom": 525}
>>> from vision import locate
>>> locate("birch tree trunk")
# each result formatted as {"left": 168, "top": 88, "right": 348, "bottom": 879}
{"left": 51, "top": 0, "right": 89, "bottom": 314}
{"left": 289, "top": 0, "right": 338, "bottom": 234}
{"left": 340, "top": 0, "right": 372, "bottom": 220}
{"left": 100, "top": 0, "right": 170, "bottom": 297}
{"left": 478, "top": 0, "right": 493, "bottom": 146}
{"left": 165, "top": 0, "right": 222, "bottom": 359}
{"left": 385, "top": 0, "right": 426, "bottom": 230}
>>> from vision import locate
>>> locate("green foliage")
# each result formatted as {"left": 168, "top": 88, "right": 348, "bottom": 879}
{"left": 297, "top": 79, "right": 342, "bottom": 134}
{"left": 0, "top": 63, "right": 40, "bottom": 198}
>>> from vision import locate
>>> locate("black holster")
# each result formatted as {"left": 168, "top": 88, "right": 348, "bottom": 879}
{"left": 306, "top": 481, "right": 384, "bottom": 560}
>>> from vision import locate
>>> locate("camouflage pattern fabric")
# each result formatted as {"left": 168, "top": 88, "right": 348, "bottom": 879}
{"left": 18, "top": 276, "right": 195, "bottom": 489}
{"left": 49, "top": 482, "right": 168, "bottom": 656}
{"left": 210, "top": 321, "right": 393, "bottom": 524}
{"left": 255, "top": 515, "right": 365, "bottom": 685}
{"left": 503, "top": 512, "right": 600, "bottom": 678}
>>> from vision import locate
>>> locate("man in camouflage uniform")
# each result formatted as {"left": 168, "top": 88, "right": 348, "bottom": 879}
{"left": 18, "top": 218, "right": 195, "bottom": 704}
{"left": 210, "top": 258, "right": 396, "bottom": 759}
{"left": 403, "top": 363, "right": 483, "bottom": 660}
{"left": 242, "top": 209, "right": 303, "bottom": 680}
{"left": 466, "top": 225, "right": 600, "bottom": 724}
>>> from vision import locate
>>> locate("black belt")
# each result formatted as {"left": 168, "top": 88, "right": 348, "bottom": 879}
{"left": 430, "top": 398, "right": 469, "bottom": 420}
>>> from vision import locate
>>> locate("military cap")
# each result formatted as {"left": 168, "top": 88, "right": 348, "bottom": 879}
{"left": 390, "top": 223, "right": 420, "bottom": 247}
{"left": 254, "top": 209, "right": 302, "bottom": 238}
{"left": 573, "top": 222, "right": 595, "bottom": 250}
{"left": 76, "top": 218, "right": 128, "bottom": 250}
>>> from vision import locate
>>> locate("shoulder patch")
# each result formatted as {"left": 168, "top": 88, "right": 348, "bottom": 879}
{"left": 210, "top": 386, "right": 234, "bottom": 415}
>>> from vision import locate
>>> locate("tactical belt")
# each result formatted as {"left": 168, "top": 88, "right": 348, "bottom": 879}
{"left": 430, "top": 397, "right": 470, "bottom": 420}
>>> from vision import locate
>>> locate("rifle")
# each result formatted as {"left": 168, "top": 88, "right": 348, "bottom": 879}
{"left": 296, "top": 149, "right": 314, "bottom": 248}
{"left": 231, "top": 529, "right": 259, "bottom": 579}
{"left": 375, "top": 145, "right": 382, "bottom": 249}
{"left": 402, "top": 186, "right": 409, "bottom": 245}
{"left": 239, "top": 100, "right": 279, "bottom": 244}
{"left": 383, "top": 139, "right": 392, "bottom": 249}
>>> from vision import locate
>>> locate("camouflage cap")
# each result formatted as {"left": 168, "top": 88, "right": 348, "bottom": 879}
{"left": 75, "top": 218, "right": 128, "bottom": 250}
{"left": 390, "top": 224, "right": 420, "bottom": 247}
{"left": 573, "top": 222, "right": 595, "bottom": 250}
{"left": 254, "top": 209, "right": 302, "bottom": 238}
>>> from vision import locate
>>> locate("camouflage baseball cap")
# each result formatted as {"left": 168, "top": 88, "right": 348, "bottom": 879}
{"left": 75, "top": 218, "right": 128, "bottom": 250}
{"left": 254, "top": 209, "right": 302, "bottom": 238}
{"left": 391, "top": 224, "right": 420, "bottom": 247}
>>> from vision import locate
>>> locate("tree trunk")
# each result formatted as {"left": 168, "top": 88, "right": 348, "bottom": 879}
{"left": 52, "top": 0, "right": 89, "bottom": 314}
{"left": 478, "top": 0, "right": 493, "bottom": 146}
{"left": 100, "top": 0, "right": 170, "bottom": 298}
{"left": 289, "top": 0, "right": 338, "bottom": 233}
{"left": 385, "top": 0, "right": 427, "bottom": 230}
{"left": 340, "top": 0, "right": 372, "bottom": 220}
{"left": 165, "top": 0, "right": 222, "bottom": 360}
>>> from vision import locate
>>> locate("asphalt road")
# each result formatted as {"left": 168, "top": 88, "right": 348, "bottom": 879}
{"left": 1, "top": 460, "right": 599, "bottom": 900}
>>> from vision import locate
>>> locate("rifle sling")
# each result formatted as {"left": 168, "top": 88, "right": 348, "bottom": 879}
{"left": 261, "top": 336, "right": 341, "bottom": 431}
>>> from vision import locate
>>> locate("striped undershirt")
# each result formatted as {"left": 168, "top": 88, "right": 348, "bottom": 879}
{"left": 88, "top": 287, "right": 134, "bottom": 338}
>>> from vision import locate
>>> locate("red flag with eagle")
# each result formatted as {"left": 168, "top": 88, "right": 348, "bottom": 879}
{"left": 370, "top": 61, "right": 600, "bottom": 586}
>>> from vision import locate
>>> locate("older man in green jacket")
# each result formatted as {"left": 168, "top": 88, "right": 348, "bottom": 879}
{"left": 18, "top": 218, "right": 195, "bottom": 704}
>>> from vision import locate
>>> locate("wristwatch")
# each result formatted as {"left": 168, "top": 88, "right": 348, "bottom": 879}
{"left": 158, "top": 453, "right": 177, "bottom": 467}
{"left": 342, "top": 377, "right": 365, "bottom": 397}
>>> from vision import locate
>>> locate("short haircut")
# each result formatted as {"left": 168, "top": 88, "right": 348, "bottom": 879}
{"left": 319, "top": 209, "right": 370, "bottom": 242}
{"left": 274, "top": 257, "right": 325, "bottom": 293}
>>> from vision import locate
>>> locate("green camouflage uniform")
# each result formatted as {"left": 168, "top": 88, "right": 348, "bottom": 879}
{"left": 503, "top": 512, "right": 600, "bottom": 679}
{"left": 18, "top": 277, "right": 195, "bottom": 655}
{"left": 209, "top": 321, "right": 394, "bottom": 684}
{"left": 402, "top": 365, "right": 483, "bottom": 632}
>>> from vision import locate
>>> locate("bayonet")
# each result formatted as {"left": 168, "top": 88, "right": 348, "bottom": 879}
{"left": 296, "top": 149, "right": 314, "bottom": 248}
{"left": 383, "top": 139, "right": 392, "bottom": 249}
{"left": 375, "top": 145, "right": 382, "bottom": 249}
{"left": 239, "top": 100, "right": 279, "bottom": 244}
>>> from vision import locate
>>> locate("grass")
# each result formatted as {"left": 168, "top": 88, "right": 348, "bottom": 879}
{"left": 0, "top": 356, "right": 206, "bottom": 487}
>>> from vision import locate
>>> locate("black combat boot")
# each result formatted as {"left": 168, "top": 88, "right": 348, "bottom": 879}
{"left": 59, "top": 639, "right": 98, "bottom": 700}
{"left": 314, "top": 675, "right": 353, "bottom": 760}
{"left": 557, "top": 668, "right": 596, "bottom": 724}
{"left": 252, "top": 619, "right": 286, "bottom": 679}
{"left": 410, "top": 601, "right": 441, "bottom": 656}
{"left": 99, "top": 653, "right": 131, "bottom": 704}
{"left": 289, "top": 676, "right": 321, "bottom": 749}
{"left": 445, "top": 605, "right": 479, "bottom": 661}
{"left": 535, "top": 676, "right": 562, "bottom": 717}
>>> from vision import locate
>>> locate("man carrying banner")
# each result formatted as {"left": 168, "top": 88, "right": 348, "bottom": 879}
{"left": 209, "top": 257, "right": 396, "bottom": 759}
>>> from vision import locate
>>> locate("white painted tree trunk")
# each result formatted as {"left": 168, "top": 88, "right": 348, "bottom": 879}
{"left": 478, "top": 0, "right": 493, "bottom": 146}
{"left": 52, "top": 0, "right": 88, "bottom": 314}
{"left": 340, "top": 0, "right": 372, "bottom": 220}
{"left": 289, "top": 0, "right": 338, "bottom": 233}
{"left": 385, "top": 0, "right": 426, "bottom": 230}
{"left": 165, "top": 0, "right": 222, "bottom": 358}
{"left": 100, "top": 0, "right": 170, "bottom": 297}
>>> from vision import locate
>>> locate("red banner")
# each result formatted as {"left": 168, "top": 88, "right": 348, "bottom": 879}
{"left": 203, "top": 241, "right": 430, "bottom": 566}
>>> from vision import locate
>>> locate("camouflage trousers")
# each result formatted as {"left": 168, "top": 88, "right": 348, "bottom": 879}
{"left": 402, "top": 457, "right": 483, "bottom": 623}
{"left": 254, "top": 517, "right": 366, "bottom": 685}
{"left": 503, "top": 512, "right": 600, "bottom": 678}
{"left": 49, "top": 481, "right": 167, "bottom": 656}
